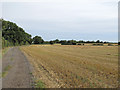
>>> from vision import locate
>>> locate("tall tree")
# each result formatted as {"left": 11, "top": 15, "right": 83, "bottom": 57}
{"left": 2, "top": 19, "right": 32, "bottom": 47}
{"left": 33, "top": 36, "right": 44, "bottom": 44}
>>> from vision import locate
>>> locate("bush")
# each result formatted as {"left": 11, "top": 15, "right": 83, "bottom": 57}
{"left": 93, "top": 44, "right": 103, "bottom": 46}
{"left": 108, "top": 43, "right": 113, "bottom": 46}
{"left": 78, "top": 43, "right": 84, "bottom": 45}
{"left": 50, "top": 41, "right": 54, "bottom": 45}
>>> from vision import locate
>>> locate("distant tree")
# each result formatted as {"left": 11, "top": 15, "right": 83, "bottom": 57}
{"left": 86, "top": 41, "right": 90, "bottom": 43}
{"left": 50, "top": 41, "right": 54, "bottom": 45}
{"left": 118, "top": 42, "right": 120, "bottom": 45}
{"left": 96, "top": 40, "right": 100, "bottom": 43}
{"left": 60, "top": 40, "right": 67, "bottom": 45}
{"left": 53, "top": 39, "right": 59, "bottom": 43}
{"left": 78, "top": 40, "right": 84, "bottom": 43}
{"left": 104, "top": 41, "right": 109, "bottom": 43}
{"left": 72, "top": 42, "right": 76, "bottom": 45}
{"left": 60, "top": 40, "right": 66, "bottom": 43}
{"left": 33, "top": 36, "right": 44, "bottom": 44}
{"left": 104, "top": 41, "right": 107, "bottom": 43}
{"left": 43, "top": 41, "right": 50, "bottom": 44}
{"left": 100, "top": 41, "right": 103, "bottom": 43}
{"left": 60, "top": 40, "right": 77, "bottom": 45}
{"left": 91, "top": 41, "right": 95, "bottom": 43}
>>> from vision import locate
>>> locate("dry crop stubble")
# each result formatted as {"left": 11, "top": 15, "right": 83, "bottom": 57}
{"left": 21, "top": 45, "right": 118, "bottom": 88}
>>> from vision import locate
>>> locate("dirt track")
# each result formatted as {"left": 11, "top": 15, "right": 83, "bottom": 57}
{"left": 2, "top": 47, "right": 33, "bottom": 88}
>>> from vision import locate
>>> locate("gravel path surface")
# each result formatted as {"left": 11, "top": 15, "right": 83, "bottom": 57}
{"left": 2, "top": 47, "right": 33, "bottom": 88}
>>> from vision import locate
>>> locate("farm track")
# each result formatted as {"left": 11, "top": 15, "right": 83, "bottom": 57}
{"left": 2, "top": 47, "right": 33, "bottom": 88}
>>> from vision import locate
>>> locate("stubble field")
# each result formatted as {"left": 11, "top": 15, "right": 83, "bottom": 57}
{"left": 21, "top": 45, "right": 118, "bottom": 88}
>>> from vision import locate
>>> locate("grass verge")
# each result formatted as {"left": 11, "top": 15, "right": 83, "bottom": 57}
{"left": 2, "top": 47, "right": 9, "bottom": 56}
{"left": 35, "top": 80, "right": 45, "bottom": 88}
{"left": 2, "top": 65, "right": 12, "bottom": 77}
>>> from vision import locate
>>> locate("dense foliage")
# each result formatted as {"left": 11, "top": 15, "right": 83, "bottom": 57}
{"left": 2, "top": 19, "right": 32, "bottom": 48}
{"left": 118, "top": 42, "right": 120, "bottom": 45}
{"left": 49, "top": 41, "right": 54, "bottom": 45}
{"left": 47, "top": 39, "right": 110, "bottom": 45}
{"left": 33, "top": 36, "right": 44, "bottom": 44}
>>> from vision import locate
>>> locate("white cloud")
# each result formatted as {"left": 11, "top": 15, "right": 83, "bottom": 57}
{"left": 1, "top": 0, "right": 119, "bottom": 3}
{"left": 1, "top": 0, "right": 118, "bottom": 41}
{"left": 2, "top": 1, "right": 118, "bottom": 20}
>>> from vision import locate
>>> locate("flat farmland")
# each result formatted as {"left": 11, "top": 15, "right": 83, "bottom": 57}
{"left": 21, "top": 45, "right": 118, "bottom": 88}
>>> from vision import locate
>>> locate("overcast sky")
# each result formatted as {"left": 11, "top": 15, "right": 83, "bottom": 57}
{"left": 1, "top": 0, "right": 119, "bottom": 41}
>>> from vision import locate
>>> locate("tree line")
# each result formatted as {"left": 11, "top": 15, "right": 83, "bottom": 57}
{"left": 2, "top": 19, "right": 33, "bottom": 48}
{"left": 1, "top": 19, "right": 44, "bottom": 48}
{"left": 32, "top": 38, "right": 110, "bottom": 45}
{"left": 43, "top": 39, "right": 110, "bottom": 45}
{"left": 1, "top": 19, "right": 117, "bottom": 48}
